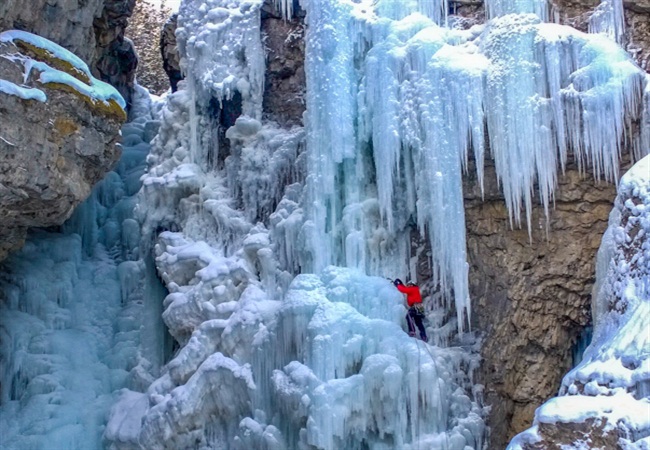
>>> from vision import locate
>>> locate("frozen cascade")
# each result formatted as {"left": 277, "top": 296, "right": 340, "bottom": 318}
{"left": 104, "top": 0, "right": 646, "bottom": 448}
{"left": 483, "top": 0, "right": 549, "bottom": 22}
{"left": 0, "top": 86, "right": 169, "bottom": 449}
{"left": 1, "top": 0, "right": 647, "bottom": 448}
{"left": 588, "top": 0, "right": 625, "bottom": 44}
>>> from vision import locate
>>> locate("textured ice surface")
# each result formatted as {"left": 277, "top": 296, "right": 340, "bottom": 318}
{"left": 112, "top": 259, "right": 485, "bottom": 449}
{"left": 0, "top": 86, "right": 163, "bottom": 449}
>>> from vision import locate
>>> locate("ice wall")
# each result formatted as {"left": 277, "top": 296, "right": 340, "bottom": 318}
{"left": 106, "top": 0, "right": 647, "bottom": 448}
{"left": 0, "top": 86, "right": 167, "bottom": 450}
{"left": 508, "top": 154, "right": 650, "bottom": 449}
{"left": 292, "top": 0, "right": 647, "bottom": 333}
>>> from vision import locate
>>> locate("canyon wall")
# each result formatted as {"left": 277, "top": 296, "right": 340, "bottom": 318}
{"left": 465, "top": 161, "right": 621, "bottom": 448}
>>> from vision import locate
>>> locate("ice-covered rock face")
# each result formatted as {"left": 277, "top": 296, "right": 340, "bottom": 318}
{"left": 508, "top": 154, "right": 650, "bottom": 449}
{"left": 110, "top": 0, "right": 647, "bottom": 449}
{"left": 0, "top": 85, "right": 163, "bottom": 450}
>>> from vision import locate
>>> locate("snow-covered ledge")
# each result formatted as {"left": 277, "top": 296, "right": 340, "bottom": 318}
{"left": 508, "top": 153, "right": 650, "bottom": 449}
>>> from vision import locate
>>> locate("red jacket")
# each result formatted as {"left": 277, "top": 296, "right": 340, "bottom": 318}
{"left": 396, "top": 284, "right": 422, "bottom": 307}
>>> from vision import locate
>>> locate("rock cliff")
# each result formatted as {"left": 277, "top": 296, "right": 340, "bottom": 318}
{"left": 465, "top": 160, "right": 621, "bottom": 449}
{"left": 261, "top": 2, "right": 306, "bottom": 127}
{"left": 508, "top": 154, "right": 650, "bottom": 450}
{"left": 0, "top": 31, "right": 125, "bottom": 261}
{"left": 127, "top": 0, "right": 174, "bottom": 95}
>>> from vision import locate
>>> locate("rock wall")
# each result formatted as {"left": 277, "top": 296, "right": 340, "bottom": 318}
{"left": 160, "top": 13, "right": 182, "bottom": 93}
{"left": 94, "top": 0, "right": 138, "bottom": 110}
{"left": 465, "top": 160, "right": 621, "bottom": 449}
{"left": 0, "top": 35, "right": 125, "bottom": 261}
{"left": 0, "top": 0, "right": 102, "bottom": 64}
{"left": 0, "top": 0, "right": 137, "bottom": 108}
{"left": 261, "top": 2, "right": 306, "bottom": 127}
{"left": 625, "top": 0, "right": 650, "bottom": 72}
{"left": 126, "top": 0, "right": 174, "bottom": 95}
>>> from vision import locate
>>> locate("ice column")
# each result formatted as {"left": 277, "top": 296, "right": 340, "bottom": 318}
{"left": 484, "top": 0, "right": 550, "bottom": 21}
{"left": 588, "top": 0, "right": 625, "bottom": 44}
{"left": 301, "top": 0, "right": 359, "bottom": 271}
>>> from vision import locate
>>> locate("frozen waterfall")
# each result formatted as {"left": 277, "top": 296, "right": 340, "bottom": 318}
{"left": 0, "top": 0, "right": 648, "bottom": 448}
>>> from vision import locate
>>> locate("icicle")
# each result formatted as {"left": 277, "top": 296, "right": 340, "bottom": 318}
{"left": 588, "top": 0, "right": 625, "bottom": 45}
{"left": 274, "top": 0, "right": 294, "bottom": 20}
{"left": 637, "top": 77, "right": 650, "bottom": 161}
{"left": 484, "top": 0, "right": 550, "bottom": 22}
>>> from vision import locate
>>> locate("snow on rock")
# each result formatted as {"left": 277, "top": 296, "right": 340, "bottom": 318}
{"left": 0, "top": 30, "right": 126, "bottom": 110}
{"left": 0, "top": 79, "right": 46, "bottom": 102}
{"left": 508, "top": 154, "right": 650, "bottom": 449}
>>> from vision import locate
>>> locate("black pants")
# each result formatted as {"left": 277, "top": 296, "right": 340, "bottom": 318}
{"left": 406, "top": 306, "right": 427, "bottom": 342}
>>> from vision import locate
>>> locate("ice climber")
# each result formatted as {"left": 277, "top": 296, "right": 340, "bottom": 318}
{"left": 392, "top": 278, "right": 428, "bottom": 343}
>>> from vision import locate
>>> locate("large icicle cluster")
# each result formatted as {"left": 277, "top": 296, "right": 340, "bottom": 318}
{"left": 292, "top": 0, "right": 647, "bottom": 332}
{"left": 508, "top": 154, "right": 650, "bottom": 449}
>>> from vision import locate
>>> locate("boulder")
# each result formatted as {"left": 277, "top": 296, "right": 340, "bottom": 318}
{"left": 0, "top": 31, "right": 125, "bottom": 261}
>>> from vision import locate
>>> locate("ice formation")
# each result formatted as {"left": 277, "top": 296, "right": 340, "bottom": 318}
{"left": 508, "top": 154, "right": 650, "bottom": 449}
{"left": 588, "top": 0, "right": 626, "bottom": 44}
{"left": 295, "top": 0, "right": 647, "bottom": 332}
{"left": 1, "top": 0, "right": 649, "bottom": 449}
{"left": 0, "top": 86, "right": 163, "bottom": 449}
